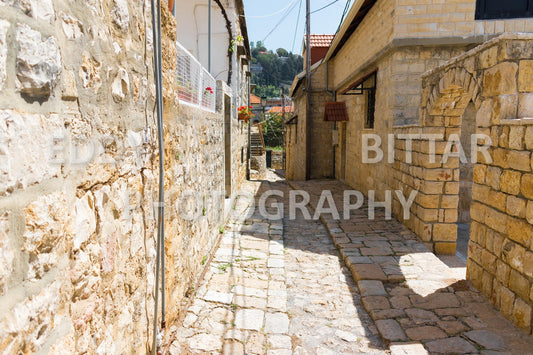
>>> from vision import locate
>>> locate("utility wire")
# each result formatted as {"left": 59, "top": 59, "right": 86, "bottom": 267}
{"left": 262, "top": 0, "right": 300, "bottom": 44}
{"left": 244, "top": 0, "right": 300, "bottom": 18}
{"left": 291, "top": 0, "right": 303, "bottom": 53}
{"left": 336, "top": 0, "right": 352, "bottom": 33}
{"left": 311, "top": 0, "right": 341, "bottom": 14}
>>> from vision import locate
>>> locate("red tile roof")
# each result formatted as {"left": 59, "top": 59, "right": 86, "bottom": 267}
{"left": 267, "top": 106, "right": 295, "bottom": 114}
{"left": 324, "top": 102, "right": 349, "bottom": 121}
{"left": 307, "top": 34, "right": 335, "bottom": 48}
{"left": 251, "top": 94, "right": 261, "bottom": 104}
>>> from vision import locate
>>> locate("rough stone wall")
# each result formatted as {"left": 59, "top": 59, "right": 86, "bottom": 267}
{"left": 270, "top": 150, "right": 283, "bottom": 170}
{"left": 392, "top": 34, "right": 533, "bottom": 333}
{"left": 0, "top": 1, "right": 244, "bottom": 353}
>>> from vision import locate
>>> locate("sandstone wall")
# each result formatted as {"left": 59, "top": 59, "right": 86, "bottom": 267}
{"left": 286, "top": 88, "right": 307, "bottom": 181}
{"left": 0, "top": 0, "right": 244, "bottom": 353}
{"left": 392, "top": 34, "right": 533, "bottom": 333}
{"left": 394, "top": 0, "right": 533, "bottom": 38}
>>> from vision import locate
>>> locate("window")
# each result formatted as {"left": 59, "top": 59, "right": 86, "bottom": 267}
{"left": 341, "top": 70, "right": 377, "bottom": 129}
{"left": 475, "top": 0, "right": 533, "bottom": 20}
{"left": 365, "top": 81, "right": 376, "bottom": 129}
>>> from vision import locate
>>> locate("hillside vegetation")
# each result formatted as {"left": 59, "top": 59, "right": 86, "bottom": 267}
{"left": 251, "top": 41, "right": 303, "bottom": 98}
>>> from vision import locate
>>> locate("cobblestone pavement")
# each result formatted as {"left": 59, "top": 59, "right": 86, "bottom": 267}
{"left": 167, "top": 175, "right": 533, "bottom": 354}
{"left": 166, "top": 173, "right": 387, "bottom": 354}
{"left": 290, "top": 179, "right": 533, "bottom": 355}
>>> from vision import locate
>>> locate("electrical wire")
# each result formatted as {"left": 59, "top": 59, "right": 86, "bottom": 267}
{"left": 262, "top": 0, "right": 300, "bottom": 44}
{"left": 244, "top": 0, "right": 300, "bottom": 18}
{"left": 311, "top": 0, "right": 341, "bottom": 14}
{"left": 291, "top": 0, "right": 303, "bottom": 53}
{"left": 336, "top": 0, "right": 352, "bottom": 33}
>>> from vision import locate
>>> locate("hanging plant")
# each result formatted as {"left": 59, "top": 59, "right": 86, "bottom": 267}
{"left": 237, "top": 106, "right": 253, "bottom": 122}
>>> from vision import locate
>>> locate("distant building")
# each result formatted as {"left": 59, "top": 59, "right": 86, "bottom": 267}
{"left": 302, "top": 34, "right": 335, "bottom": 69}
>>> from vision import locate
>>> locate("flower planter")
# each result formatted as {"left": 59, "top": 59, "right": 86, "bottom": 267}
{"left": 238, "top": 112, "right": 249, "bottom": 122}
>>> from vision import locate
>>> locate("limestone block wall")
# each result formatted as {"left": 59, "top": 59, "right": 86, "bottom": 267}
{"left": 394, "top": 0, "right": 533, "bottom": 38}
{"left": 309, "top": 65, "right": 334, "bottom": 179}
{"left": 330, "top": 0, "right": 395, "bottom": 90}
{"left": 333, "top": 46, "right": 468, "bottom": 200}
{"left": 286, "top": 88, "right": 308, "bottom": 181}
{"left": 0, "top": 0, "right": 244, "bottom": 353}
{"left": 392, "top": 34, "right": 533, "bottom": 333}
{"left": 286, "top": 64, "right": 333, "bottom": 180}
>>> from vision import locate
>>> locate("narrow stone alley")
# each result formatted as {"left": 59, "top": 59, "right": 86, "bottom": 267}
{"left": 166, "top": 173, "right": 533, "bottom": 354}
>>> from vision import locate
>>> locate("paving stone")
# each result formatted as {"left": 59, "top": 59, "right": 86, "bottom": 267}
{"left": 405, "top": 326, "right": 447, "bottom": 341}
{"left": 434, "top": 307, "right": 469, "bottom": 317}
{"left": 246, "top": 332, "right": 266, "bottom": 354}
{"left": 409, "top": 293, "right": 460, "bottom": 309}
{"left": 390, "top": 342, "right": 429, "bottom": 355}
{"left": 267, "top": 350, "right": 292, "bottom": 355}
{"left": 371, "top": 309, "right": 406, "bottom": 320}
{"left": 233, "top": 295, "right": 267, "bottom": 309}
{"left": 353, "top": 264, "right": 388, "bottom": 281}
{"left": 405, "top": 308, "right": 439, "bottom": 324}
{"left": 437, "top": 320, "right": 469, "bottom": 335}
{"left": 267, "top": 296, "right": 287, "bottom": 311}
{"left": 359, "top": 280, "right": 387, "bottom": 296}
{"left": 267, "top": 334, "right": 292, "bottom": 349}
{"left": 464, "top": 330, "right": 506, "bottom": 350}
{"left": 222, "top": 340, "right": 245, "bottom": 355}
{"left": 203, "top": 290, "right": 233, "bottom": 304}
{"left": 188, "top": 333, "right": 222, "bottom": 352}
{"left": 335, "top": 329, "right": 359, "bottom": 342}
{"left": 390, "top": 295, "right": 412, "bottom": 309}
{"left": 265, "top": 312, "right": 289, "bottom": 333}
{"left": 234, "top": 309, "right": 264, "bottom": 330}
{"left": 362, "top": 296, "right": 391, "bottom": 311}
{"left": 375, "top": 319, "right": 408, "bottom": 342}
{"left": 224, "top": 329, "right": 247, "bottom": 342}
{"left": 425, "top": 337, "right": 478, "bottom": 353}
{"left": 268, "top": 258, "right": 285, "bottom": 268}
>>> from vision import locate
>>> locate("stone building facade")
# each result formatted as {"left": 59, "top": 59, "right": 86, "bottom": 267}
{"left": 288, "top": 0, "right": 533, "bottom": 335}
{"left": 0, "top": 0, "right": 249, "bottom": 353}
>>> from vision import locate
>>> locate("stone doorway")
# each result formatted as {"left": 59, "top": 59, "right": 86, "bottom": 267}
{"left": 340, "top": 122, "right": 347, "bottom": 181}
{"left": 457, "top": 101, "right": 476, "bottom": 261}
{"left": 224, "top": 94, "right": 232, "bottom": 198}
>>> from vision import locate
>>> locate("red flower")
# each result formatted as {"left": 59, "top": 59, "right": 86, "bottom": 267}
{"left": 204, "top": 87, "right": 214, "bottom": 94}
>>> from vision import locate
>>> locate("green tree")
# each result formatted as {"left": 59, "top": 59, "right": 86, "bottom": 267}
{"left": 251, "top": 43, "right": 303, "bottom": 98}
{"left": 263, "top": 113, "right": 285, "bottom": 148}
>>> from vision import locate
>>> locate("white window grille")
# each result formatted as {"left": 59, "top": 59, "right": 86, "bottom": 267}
{"left": 176, "top": 41, "right": 216, "bottom": 112}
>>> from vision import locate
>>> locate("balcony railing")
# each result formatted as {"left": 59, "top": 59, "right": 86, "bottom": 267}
{"left": 176, "top": 41, "right": 216, "bottom": 112}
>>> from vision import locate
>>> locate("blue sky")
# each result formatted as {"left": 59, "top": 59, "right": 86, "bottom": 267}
{"left": 243, "top": 0, "right": 350, "bottom": 55}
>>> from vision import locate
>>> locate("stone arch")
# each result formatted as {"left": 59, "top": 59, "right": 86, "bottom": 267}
{"left": 424, "top": 67, "right": 483, "bottom": 125}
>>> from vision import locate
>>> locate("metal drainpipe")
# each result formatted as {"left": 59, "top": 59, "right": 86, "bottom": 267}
{"left": 246, "top": 81, "right": 251, "bottom": 180}
{"left": 208, "top": 0, "right": 212, "bottom": 72}
{"left": 150, "top": 0, "right": 166, "bottom": 354}
{"left": 325, "top": 60, "right": 336, "bottom": 178}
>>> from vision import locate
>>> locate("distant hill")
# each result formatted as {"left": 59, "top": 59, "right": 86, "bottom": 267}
{"left": 250, "top": 41, "right": 304, "bottom": 98}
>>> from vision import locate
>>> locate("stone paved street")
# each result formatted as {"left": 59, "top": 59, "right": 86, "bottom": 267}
{"left": 166, "top": 175, "right": 533, "bottom": 354}
{"left": 166, "top": 173, "right": 386, "bottom": 354}
{"left": 290, "top": 179, "right": 533, "bottom": 355}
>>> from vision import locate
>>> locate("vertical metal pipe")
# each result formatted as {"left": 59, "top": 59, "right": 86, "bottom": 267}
{"left": 150, "top": 0, "right": 165, "bottom": 353}
{"left": 305, "top": 0, "right": 311, "bottom": 180}
{"left": 156, "top": 0, "right": 166, "bottom": 330}
{"left": 208, "top": 0, "right": 212, "bottom": 72}
{"left": 247, "top": 76, "right": 251, "bottom": 180}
